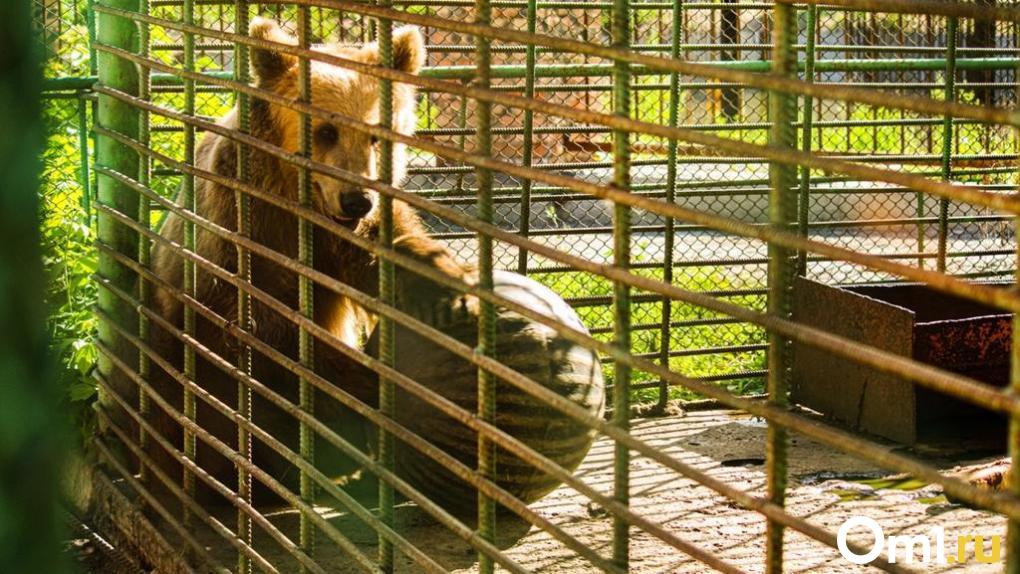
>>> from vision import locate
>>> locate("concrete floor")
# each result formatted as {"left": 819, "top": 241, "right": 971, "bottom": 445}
{"left": 194, "top": 409, "right": 1007, "bottom": 573}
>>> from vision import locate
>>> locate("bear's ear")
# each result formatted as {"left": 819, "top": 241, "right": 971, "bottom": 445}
{"left": 391, "top": 26, "right": 426, "bottom": 75}
{"left": 250, "top": 17, "right": 298, "bottom": 83}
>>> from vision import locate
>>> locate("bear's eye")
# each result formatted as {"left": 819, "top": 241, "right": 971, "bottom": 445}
{"left": 370, "top": 135, "right": 380, "bottom": 147}
{"left": 315, "top": 124, "right": 339, "bottom": 147}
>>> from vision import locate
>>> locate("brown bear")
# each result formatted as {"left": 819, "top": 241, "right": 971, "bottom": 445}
{"left": 112, "top": 18, "right": 473, "bottom": 504}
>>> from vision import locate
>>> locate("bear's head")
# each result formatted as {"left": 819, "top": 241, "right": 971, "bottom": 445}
{"left": 248, "top": 17, "right": 425, "bottom": 224}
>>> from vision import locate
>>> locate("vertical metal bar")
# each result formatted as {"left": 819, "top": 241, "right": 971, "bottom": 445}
{"left": 795, "top": 4, "right": 815, "bottom": 277}
{"left": 1006, "top": 54, "right": 1020, "bottom": 574}
{"left": 611, "top": 0, "right": 632, "bottom": 565}
{"left": 78, "top": 96, "right": 92, "bottom": 219}
{"left": 136, "top": 0, "right": 151, "bottom": 483}
{"left": 181, "top": 0, "right": 198, "bottom": 520}
{"left": 95, "top": 0, "right": 140, "bottom": 514}
{"left": 516, "top": 0, "right": 537, "bottom": 276}
{"left": 937, "top": 16, "right": 957, "bottom": 274}
{"left": 474, "top": 0, "right": 496, "bottom": 570}
{"left": 88, "top": 0, "right": 98, "bottom": 76}
{"left": 234, "top": 2, "right": 253, "bottom": 572}
{"left": 296, "top": 5, "right": 316, "bottom": 567}
{"left": 376, "top": 3, "right": 396, "bottom": 571}
{"left": 765, "top": 3, "right": 797, "bottom": 573}
{"left": 658, "top": 0, "right": 682, "bottom": 412}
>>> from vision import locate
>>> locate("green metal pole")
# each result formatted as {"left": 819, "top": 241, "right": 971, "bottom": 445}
{"left": 765, "top": 3, "right": 797, "bottom": 573}
{"left": 658, "top": 0, "right": 683, "bottom": 412}
{"left": 475, "top": 0, "right": 496, "bottom": 570}
{"left": 937, "top": 17, "right": 957, "bottom": 273}
{"left": 611, "top": 0, "right": 632, "bottom": 565}
{"left": 377, "top": 3, "right": 397, "bottom": 571}
{"left": 87, "top": 0, "right": 98, "bottom": 76}
{"left": 136, "top": 0, "right": 151, "bottom": 485}
{"left": 297, "top": 5, "right": 316, "bottom": 568}
{"left": 795, "top": 4, "right": 816, "bottom": 276}
{"left": 516, "top": 0, "right": 538, "bottom": 275}
{"left": 1006, "top": 47, "right": 1020, "bottom": 574}
{"left": 77, "top": 96, "right": 92, "bottom": 220}
{"left": 181, "top": 0, "right": 197, "bottom": 522}
{"left": 234, "top": 2, "right": 253, "bottom": 572}
{"left": 95, "top": 0, "right": 140, "bottom": 459}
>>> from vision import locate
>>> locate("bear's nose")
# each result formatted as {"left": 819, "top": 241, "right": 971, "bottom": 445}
{"left": 340, "top": 191, "right": 373, "bottom": 220}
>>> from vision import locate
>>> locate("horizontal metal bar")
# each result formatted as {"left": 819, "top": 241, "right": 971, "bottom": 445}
{"left": 91, "top": 437, "right": 241, "bottom": 573}
{"left": 88, "top": 13, "right": 1020, "bottom": 218}
{"left": 92, "top": 171, "right": 743, "bottom": 572}
{"left": 777, "top": 0, "right": 1020, "bottom": 22}
{"left": 93, "top": 102, "right": 1020, "bottom": 418}
{"left": 92, "top": 291, "right": 453, "bottom": 574}
{"left": 92, "top": 139, "right": 1020, "bottom": 519}
{"left": 91, "top": 65, "right": 1020, "bottom": 315}
{"left": 95, "top": 1, "right": 1020, "bottom": 130}
{"left": 92, "top": 211, "right": 902, "bottom": 574}
{"left": 93, "top": 424, "right": 276, "bottom": 573}
{"left": 93, "top": 367, "right": 336, "bottom": 574}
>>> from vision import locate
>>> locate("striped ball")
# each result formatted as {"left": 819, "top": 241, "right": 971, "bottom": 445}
{"left": 385, "top": 270, "right": 605, "bottom": 516}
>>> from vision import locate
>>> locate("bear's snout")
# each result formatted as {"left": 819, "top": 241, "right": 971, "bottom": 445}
{"left": 340, "top": 191, "right": 374, "bottom": 220}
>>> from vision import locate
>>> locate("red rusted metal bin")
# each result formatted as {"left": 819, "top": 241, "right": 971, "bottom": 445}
{"left": 791, "top": 277, "right": 1012, "bottom": 446}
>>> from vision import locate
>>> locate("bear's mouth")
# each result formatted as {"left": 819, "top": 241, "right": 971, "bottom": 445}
{"left": 331, "top": 215, "right": 360, "bottom": 229}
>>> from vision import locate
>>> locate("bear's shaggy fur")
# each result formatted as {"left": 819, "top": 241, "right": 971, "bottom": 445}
{"left": 114, "top": 18, "right": 471, "bottom": 502}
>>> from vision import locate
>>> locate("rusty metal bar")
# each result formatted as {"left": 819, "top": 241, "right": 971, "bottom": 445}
{"left": 937, "top": 16, "right": 957, "bottom": 273}
{"left": 233, "top": 1, "right": 254, "bottom": 572}
{"left": 295, "top": 5, "right": 317, "bottom": 567}
{"left": 91, "top": 89, "right": 1020, "bottom": 420}
{"left": 473, "top": 0, "right": 498, "bottom": 568}
{"left": 610, "top": 0, "right": 632, "bottom": 565}
{"left": 94, "top": 421, "right": 272, "bottom": 573}
{"left": 89, "top": 33, "right": 1020, "bottom": 316}
{"left": 91, "top": 5, "right": 1020, "bottom": 217}
{"left": 180, "top": 0, "right": 198, "bottom": 519}
{"left": 93, "top": 156, "right": 750, "bottom": 574}
{"left": 88, "top": 131, "right": 1020, "bottom": 521}
{"left": 375, "top": 3, "right": 397, "bottom": 571}
{"left": 94, "top": 286, "right": 441, "bottom": 574}
{"left": 765, "top": 3, "right": 797, "bottom": 571}
{"left": 92, "top": 190, "right": 917, "bottom": 574}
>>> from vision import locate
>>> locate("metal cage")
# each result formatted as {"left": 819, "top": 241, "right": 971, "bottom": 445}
{"left": 38, "top": 0, "right": 1020, "bottom": 571}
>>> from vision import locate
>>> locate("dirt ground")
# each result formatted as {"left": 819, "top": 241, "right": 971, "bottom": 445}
{"left": 166, "top": 408, "right": 1007, "bottom": 573}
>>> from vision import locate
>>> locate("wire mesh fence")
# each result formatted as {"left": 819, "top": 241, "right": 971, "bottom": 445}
{"left": 36, "top": 0, "right": 1020, "bottom": 571}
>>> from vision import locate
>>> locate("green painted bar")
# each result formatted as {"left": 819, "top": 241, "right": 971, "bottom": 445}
{"left": 296, "top": 5, "right": 317, "bottom": 567}
{"left": 765, "top": 2, "right": 798, "bottom": 572}
{"left": 234, "top": 1, "right": 254, "bottom": 572}
{"left": 94, "top": 0, "right": 140, "bottom": 502}
{"left": 1008, "top": 212, "right": 1020, "bottom": 573}
{"left": 41, "top": 55, "right": 1020, "bottom": 93}
{"left": 77, "top": 96, "right": 92, "bottom": 221}
{"left": 658, "top": 0, "right": 682, "bottom": 412}
{"left": 936, "top": 17, "right": 957, "bottom": 273}
{"left": 610, "top": 0, "right": 632, "bottom": 564}
{"left": 475, "top": 0, "right": 497, "bottom": 568}
{"left": 181, "top": 0, "right": 198, "bottom": 521}
{"left": 376, "top": 2, "right": 397, "bottom": 570}
{"left": 795, "top": 3, "right": 816, "bottom": 276}
{"left": 516, "top": 0, "right": 538, "bottom": 275}
{"left": 136, "top": 0, "right": 152, "bottom": 486}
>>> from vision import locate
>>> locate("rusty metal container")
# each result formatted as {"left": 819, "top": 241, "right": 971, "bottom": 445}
{"left": 791, "top": 277, "right": 1012, "bottom": 446}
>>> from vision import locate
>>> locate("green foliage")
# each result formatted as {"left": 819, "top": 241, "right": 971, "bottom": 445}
{"left": 40, "top": 32, "right": 98, "bottom": 440}
{"left": 533, "top": 265, "right": 767, "bottom": 404}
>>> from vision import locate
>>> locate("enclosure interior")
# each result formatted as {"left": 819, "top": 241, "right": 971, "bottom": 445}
{"left": 34, "top": 0, "right": 1020, "bottom": 572}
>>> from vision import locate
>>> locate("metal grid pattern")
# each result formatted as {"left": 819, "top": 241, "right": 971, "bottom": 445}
{"left": 37, "top": 0, "right": 1020, "bottom": 571}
